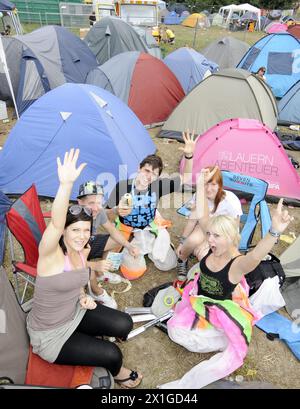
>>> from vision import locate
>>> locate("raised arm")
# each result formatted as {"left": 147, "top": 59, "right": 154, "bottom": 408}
{"left": 194, "top": 167, "right": 217, "bottom": 221}
{"left": 231, "top": 199, "right": 293, "bottom": 281}
{"left": 38, "top": 149, "right": 87, "bottom": 257}
{"left": 179, "top": 130, "right": 199, "bottom": 186}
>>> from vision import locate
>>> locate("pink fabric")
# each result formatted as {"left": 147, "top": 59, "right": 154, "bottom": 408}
{"left": 179, "top": 118, "right": 300, "bottom": 201}
{"left": 267, "top": 23, "right": 288, "bottom": 33}
{"left": 64, "top": 252, "right": 85, "bottom": 271}
{"left": 163, "top": 273, "right": 259, "bottom": 389}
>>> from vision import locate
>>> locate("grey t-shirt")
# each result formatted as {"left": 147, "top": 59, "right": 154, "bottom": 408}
{"left": 92, "top": 208, "right": 108, "bottom": 235}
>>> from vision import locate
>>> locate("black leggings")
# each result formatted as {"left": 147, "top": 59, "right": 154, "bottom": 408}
{"left": 54, "top": 303, "right": 133, "bottom": 376}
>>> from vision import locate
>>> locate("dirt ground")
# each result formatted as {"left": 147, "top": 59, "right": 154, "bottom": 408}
{"left": 1, "top": 108, "right": 300, "bottom": 389}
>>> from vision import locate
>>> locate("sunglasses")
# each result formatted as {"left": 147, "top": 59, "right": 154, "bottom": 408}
{"left": 68, "top": 205, "right": 92, "bottom": 217}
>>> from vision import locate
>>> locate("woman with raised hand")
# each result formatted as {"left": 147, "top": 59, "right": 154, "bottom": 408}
{"left": 176, "top": 166, "right": 243, "bottom": 281}
{"left": 27, "top": 148, "right": 142, "bottom": 389}
{"left": 163, "top": 198, "right": 293, "bottom": 389}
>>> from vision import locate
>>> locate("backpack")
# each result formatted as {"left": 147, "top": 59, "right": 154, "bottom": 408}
{"left": 246, "top": 254, "right": 285, "bottom": 296}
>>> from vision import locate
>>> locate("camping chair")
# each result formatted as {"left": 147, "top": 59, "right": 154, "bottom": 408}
{"left": 5, "top": 184, "right": 46, "bottom": 305}
{"left": 0, "top": 266, "right": 110, "bottom": 389}
{"left": 221, "top": 171, "right": 272, "bottom": 252}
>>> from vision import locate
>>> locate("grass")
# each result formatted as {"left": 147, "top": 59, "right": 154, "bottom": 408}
{"left": 2, "top": 24, "right": 300, "bottom": 389}
{"left": 19, "top": 20, "right": 265, "bottom": 55}
{"left": 159, "top": 25, "right": 265, "bottom": 57}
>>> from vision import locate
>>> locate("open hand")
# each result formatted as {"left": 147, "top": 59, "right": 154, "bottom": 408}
{"left": 271, "top": 198, "right": 293, "bottom": 234}
{"left": 57, "top": 148, "right": 86, "bottom": 185}
{"left": 179, "top": 129, "right": 200, "bottom": 157}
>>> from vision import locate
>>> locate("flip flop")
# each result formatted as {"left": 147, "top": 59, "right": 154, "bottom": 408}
{"left": 115, "top": 370, "right": 142, "bottom": 389}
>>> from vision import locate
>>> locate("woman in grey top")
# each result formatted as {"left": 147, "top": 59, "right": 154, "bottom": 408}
{"left": 27, "top": 148, "right": 142, "bottom": 389}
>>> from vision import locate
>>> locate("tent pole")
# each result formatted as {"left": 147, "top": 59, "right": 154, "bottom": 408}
{"left": 192, "top": 18, "right": 198, "bottom": 48}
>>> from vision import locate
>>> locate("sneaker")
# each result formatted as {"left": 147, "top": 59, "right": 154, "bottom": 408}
{"left": 177, "top": 258, "right": 188, "bottom": 281}
{"left": 97, "top": 271, "right": 123, "bottom": 284}
{"left": 88, "top": 282, "right": 118, "bottom": 309}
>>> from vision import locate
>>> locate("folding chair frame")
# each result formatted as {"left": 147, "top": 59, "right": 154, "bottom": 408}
{"left": 222, "top": 171, "right": 272, "bottom": 252}
{"left": 5, "top": 185, "right": 46, "bottom": 305}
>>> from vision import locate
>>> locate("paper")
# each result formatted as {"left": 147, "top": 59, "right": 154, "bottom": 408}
{"left": 106, "top": 252, "right": 123, "bottom": 270}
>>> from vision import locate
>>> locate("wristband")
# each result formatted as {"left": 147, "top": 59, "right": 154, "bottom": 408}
{"left": 184, "top": 154, "right": 193, "bottom": 160}
{"left": 268, "top": 228, "right": 280, "bottom": 239}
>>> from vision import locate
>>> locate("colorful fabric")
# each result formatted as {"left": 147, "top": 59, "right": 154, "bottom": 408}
{"left": 162, "top": 270, "right": 259, "bottom": 389}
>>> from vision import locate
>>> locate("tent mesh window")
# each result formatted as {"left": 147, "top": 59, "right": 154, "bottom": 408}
{"left": 267, "top": 52, "right": 293, "bottom": 75}
{"left": 241, "top": 47, "right": 260, "bottom": 70}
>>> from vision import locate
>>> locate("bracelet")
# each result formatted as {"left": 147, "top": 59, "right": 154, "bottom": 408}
{"left": 268, "top": 228, "right": 281, "bottom": 238}
{"left": 184, "top": 154, "right": 193, "bottom": 160}
{"left": 179, "top": 236, "right": 186, "bottom": 244}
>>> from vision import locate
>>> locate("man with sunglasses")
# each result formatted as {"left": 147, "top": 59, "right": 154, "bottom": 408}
{"left": 77, "top": 181, "right": 139, "bottom": 287}
{"left": 106, "top": 131, "right": 198, "bottom": 271}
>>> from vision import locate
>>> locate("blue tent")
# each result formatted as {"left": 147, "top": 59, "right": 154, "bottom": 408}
{"left": 164, "top": 47, "right": 219, "bottom": 94}
{"left": 0, "top": 26, "right": 98, "bottom": 115}
{"left": 179, "top": 11, "right": 190, "bottom": 23}
{"left": 237, "top": 33, "right": 300, "bottom": 98}
{"left": 164, "top": 11, "right": 181, "bottom": 25}
{"left": 0, "top": 83, "right": 156, "bottom": 200}
{"left": 278, "top": 80, "right": 300, "bottom": 125}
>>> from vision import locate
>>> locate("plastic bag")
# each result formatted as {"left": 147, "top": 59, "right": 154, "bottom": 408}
{"left": 120, "top": 248, "right": 147, "bottom": 280}
{"left": 249, "top": 276, "right": 285, "bottom": 317}
{"left": 246, "top": 253, "right": 285, "bottom": 296}
{"left": 131, "top": 229, "right": 155, "bottom": 255}
{"left": 148, "top": 228, "right": 177, "bottom": 271}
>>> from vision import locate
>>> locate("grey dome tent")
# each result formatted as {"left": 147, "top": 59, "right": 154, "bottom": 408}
{"left": 201, "top": 37, "right": 250, "bottom": 69}
{"left": 84, "top": 17, "right": 149, "bottom": 65}
{"left": 159, "top": 68, "right": 278, "bottom": 141}
{"left": 0, "top": 25, "right": 98, "bottom": 115}
{"left": 278, "top": 80, "right": 300, "bottom": 125}
{"left": 133, "top": 26, "right": 161, "bottom": 59}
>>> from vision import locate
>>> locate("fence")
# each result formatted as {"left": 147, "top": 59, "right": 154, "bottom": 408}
{"left": 17, "top": 10, "right": 92, "bottom": 32}
{"left": 7, "top": 3, "right": 300, "bottom": 49}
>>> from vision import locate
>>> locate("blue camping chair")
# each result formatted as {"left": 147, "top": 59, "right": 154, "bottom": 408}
{"left": 222, "top": 171, "right": 272, "bottom": 251}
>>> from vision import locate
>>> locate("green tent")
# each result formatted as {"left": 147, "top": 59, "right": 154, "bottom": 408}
{"left": 159, "top": 68, "right": 278, "bottom": 141}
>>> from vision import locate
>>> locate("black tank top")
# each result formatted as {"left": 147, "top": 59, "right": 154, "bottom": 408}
{"left": 197, "top": 250, "right": 240, "bottom": 300}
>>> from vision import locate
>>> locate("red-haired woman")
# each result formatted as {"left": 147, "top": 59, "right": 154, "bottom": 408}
{"left": 176, "top": 166, "right": 243, "bottom": 280}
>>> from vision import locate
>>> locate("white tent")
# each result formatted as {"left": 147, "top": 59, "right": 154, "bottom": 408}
{"left": 219, "top": 3, "right": 261, "bottom": 30}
